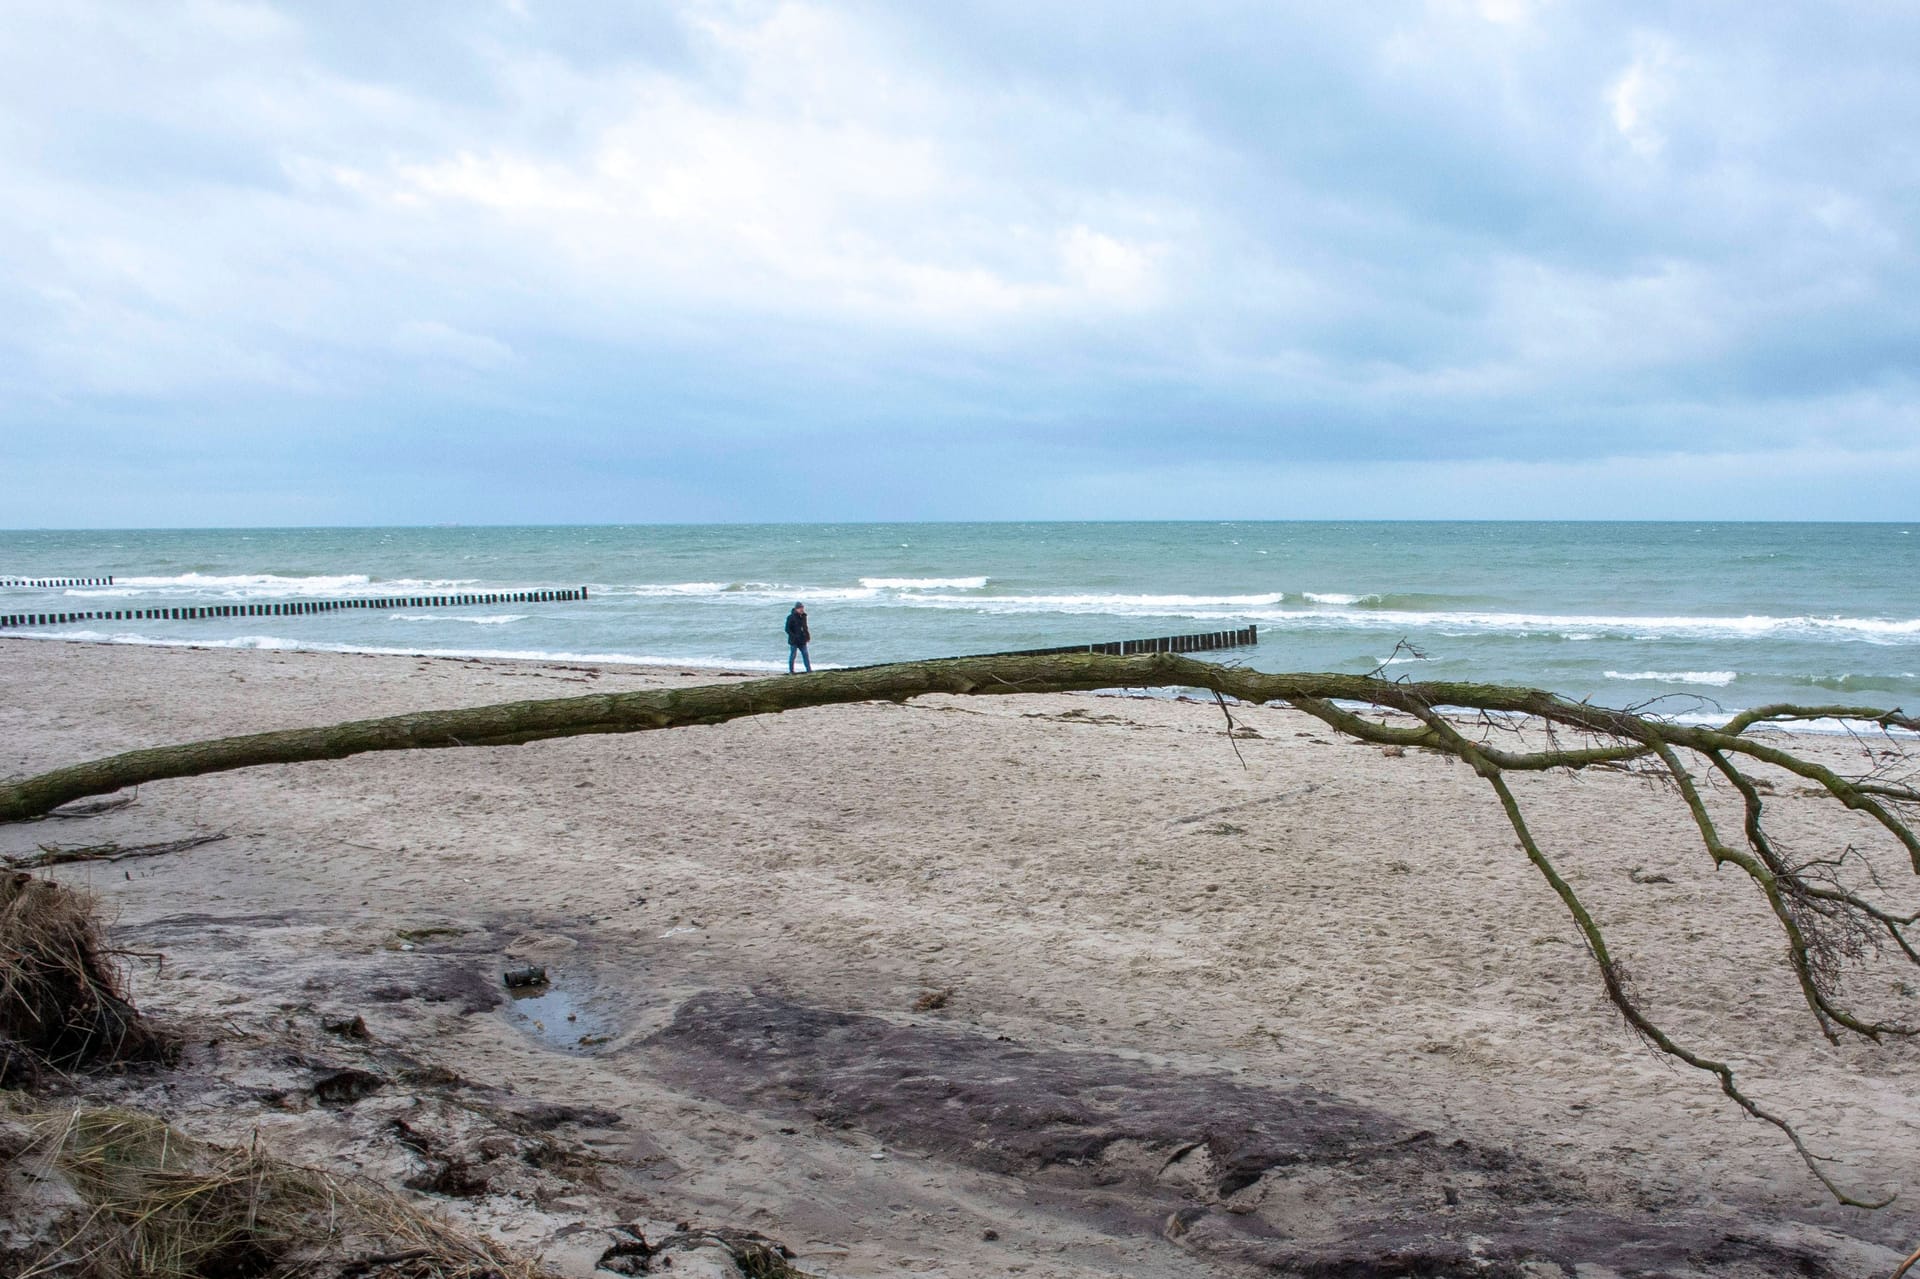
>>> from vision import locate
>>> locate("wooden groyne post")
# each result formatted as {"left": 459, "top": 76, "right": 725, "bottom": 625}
{"left": 987, "top": 624, "right": 1257, "bottom": 658}
{"left": 0, "top": 576, "right": 114, "bottom": 588}
{"left": 0, "top": 587, "right": 589, "bottom": 630}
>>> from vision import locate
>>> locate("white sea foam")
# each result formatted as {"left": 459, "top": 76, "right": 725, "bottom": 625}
{"left": 1236, "top": 606, "right": 1920, "bottom": 642}
{"left": 606, "top": 583, "right": 1295, "bottom": 611}
{"left": 120, "top": 572, "right": 374, "bottom": 591}
{"left": 605, "top": 583, "right": 1920, "bottom": 643}
{"left": 907, "top": 591, "right": 1288, "bottom": 614}
{"left": 859, "top": 576, "right": 989, "bottom": 590}
{"left": 28, "top": 569, "right": 1920, "bottom": 650}
{"left": 621, "top": 581, "right": 732, "bottom": 597}
{"left": 40, "top": 630, "right": 802, "bottom": 673}
{"left": 71, "top": 573, "right": 480, "bottom": 598}
{"left": 833, "top": 594, "right": 1920, "bottom": 643}
{"left": 623, "top": 582, "right": 1915, "bottom": 642}
{"left": 1604, "top": 669, "right": 1738, "bottom": 687}
{"left": 50, "top": 630, "right": 308, "bottom": 651}
{"left": 609, "top": 582, "right": 883, "bottom": 604}
{"left": 1242, "top": 597, "right": 1890, "bottom": 641}
{"left": 389, "top": 613, "right": 527, "bottom": 625}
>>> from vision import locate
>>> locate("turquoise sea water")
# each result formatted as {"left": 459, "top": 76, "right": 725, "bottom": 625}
{"left": 2, "top": 522, "right": 1915, "bottom": 722}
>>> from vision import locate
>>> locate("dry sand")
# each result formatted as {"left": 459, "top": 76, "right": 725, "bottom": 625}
{"left": 4, "top": 636, "right": 1920, "bottom": 1277}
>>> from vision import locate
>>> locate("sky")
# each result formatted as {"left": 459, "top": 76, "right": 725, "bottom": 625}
{"left": 2, "top": 1, "right": 1917, "bottom": 526}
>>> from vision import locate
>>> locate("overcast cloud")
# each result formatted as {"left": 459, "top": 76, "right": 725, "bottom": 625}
{"left": 3, "top": 1, "right": 1916, "bottom": 525}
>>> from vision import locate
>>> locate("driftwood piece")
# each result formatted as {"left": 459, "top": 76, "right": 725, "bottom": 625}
{"left": 6, "top": 833, "right": 227, "bottom": 871}
{"left": 42, "top": 794, "right": 137, "bottom": 820}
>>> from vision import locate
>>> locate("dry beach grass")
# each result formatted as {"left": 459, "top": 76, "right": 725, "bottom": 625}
{"left": 3, "top": 636, "right": 1919, "bottom": 1276}
{"left": 1, "top": 1102, "right": 550, "bottom": 1279}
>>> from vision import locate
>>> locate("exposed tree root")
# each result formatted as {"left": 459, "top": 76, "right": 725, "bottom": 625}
{"left": 0, "top": 873, "right": 174, "bottom": 1083}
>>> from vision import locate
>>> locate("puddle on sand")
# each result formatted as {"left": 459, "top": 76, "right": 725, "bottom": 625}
{"left": 504, "top": 977, "right": 619, "bottom": 1053}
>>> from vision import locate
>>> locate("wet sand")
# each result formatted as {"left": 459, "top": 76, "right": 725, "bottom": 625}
{"left": 4, "top": 637, "right": 1919, "bottom": 1276}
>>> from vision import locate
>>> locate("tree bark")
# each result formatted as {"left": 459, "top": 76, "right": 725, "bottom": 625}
{"left": 0, "top": 653, "right": 1712, "bottom": 823}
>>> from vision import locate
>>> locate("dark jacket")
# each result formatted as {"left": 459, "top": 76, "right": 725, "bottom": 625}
{"left": 785, "top": 610, "right": 811, "bottom": 645}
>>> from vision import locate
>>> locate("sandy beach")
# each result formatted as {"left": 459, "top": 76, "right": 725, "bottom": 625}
{"left": 5, "top": 636, "right": 1920, "bottom": 1277}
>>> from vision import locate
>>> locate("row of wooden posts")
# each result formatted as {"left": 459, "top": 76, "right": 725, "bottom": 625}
{"left": 1, "top": 588, "right": 589, "bottom": 630}
{"left": 992, "top": 625, "right": 1258, "bottom": 657}
{"left": 1, "top": 576, "right": 114, "bottom": 588}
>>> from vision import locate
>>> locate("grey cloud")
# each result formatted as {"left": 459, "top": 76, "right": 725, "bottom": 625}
{"left": 3, "top": 1, "right": 1918, "bottom": 523}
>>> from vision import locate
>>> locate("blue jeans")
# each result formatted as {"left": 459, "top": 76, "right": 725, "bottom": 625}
{"left": 789, "top": 643, "right": 811, "bottom": 673}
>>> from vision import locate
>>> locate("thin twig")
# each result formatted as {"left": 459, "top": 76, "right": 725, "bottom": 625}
{"left": 1211, "top": 688, "right": 1248, "bottom": 769}
{"left": 6, "top": 833, "right": 227, "bottom": 870}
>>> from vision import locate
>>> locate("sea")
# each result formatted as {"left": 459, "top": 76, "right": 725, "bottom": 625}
{"left": 2, "top": 522, "right": 1915, "bottom": 728}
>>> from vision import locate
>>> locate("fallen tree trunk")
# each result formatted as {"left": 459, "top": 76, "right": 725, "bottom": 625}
{"left": 2, "top": 651, "right": 1917, "bottom": 1205}
{"left": 0, "top": 653, "right": 1798, "bottom": 823}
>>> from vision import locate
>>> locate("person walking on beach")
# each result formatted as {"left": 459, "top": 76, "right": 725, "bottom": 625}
{"left": 784, "top": 603, "right": 812, "bottom": 673}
